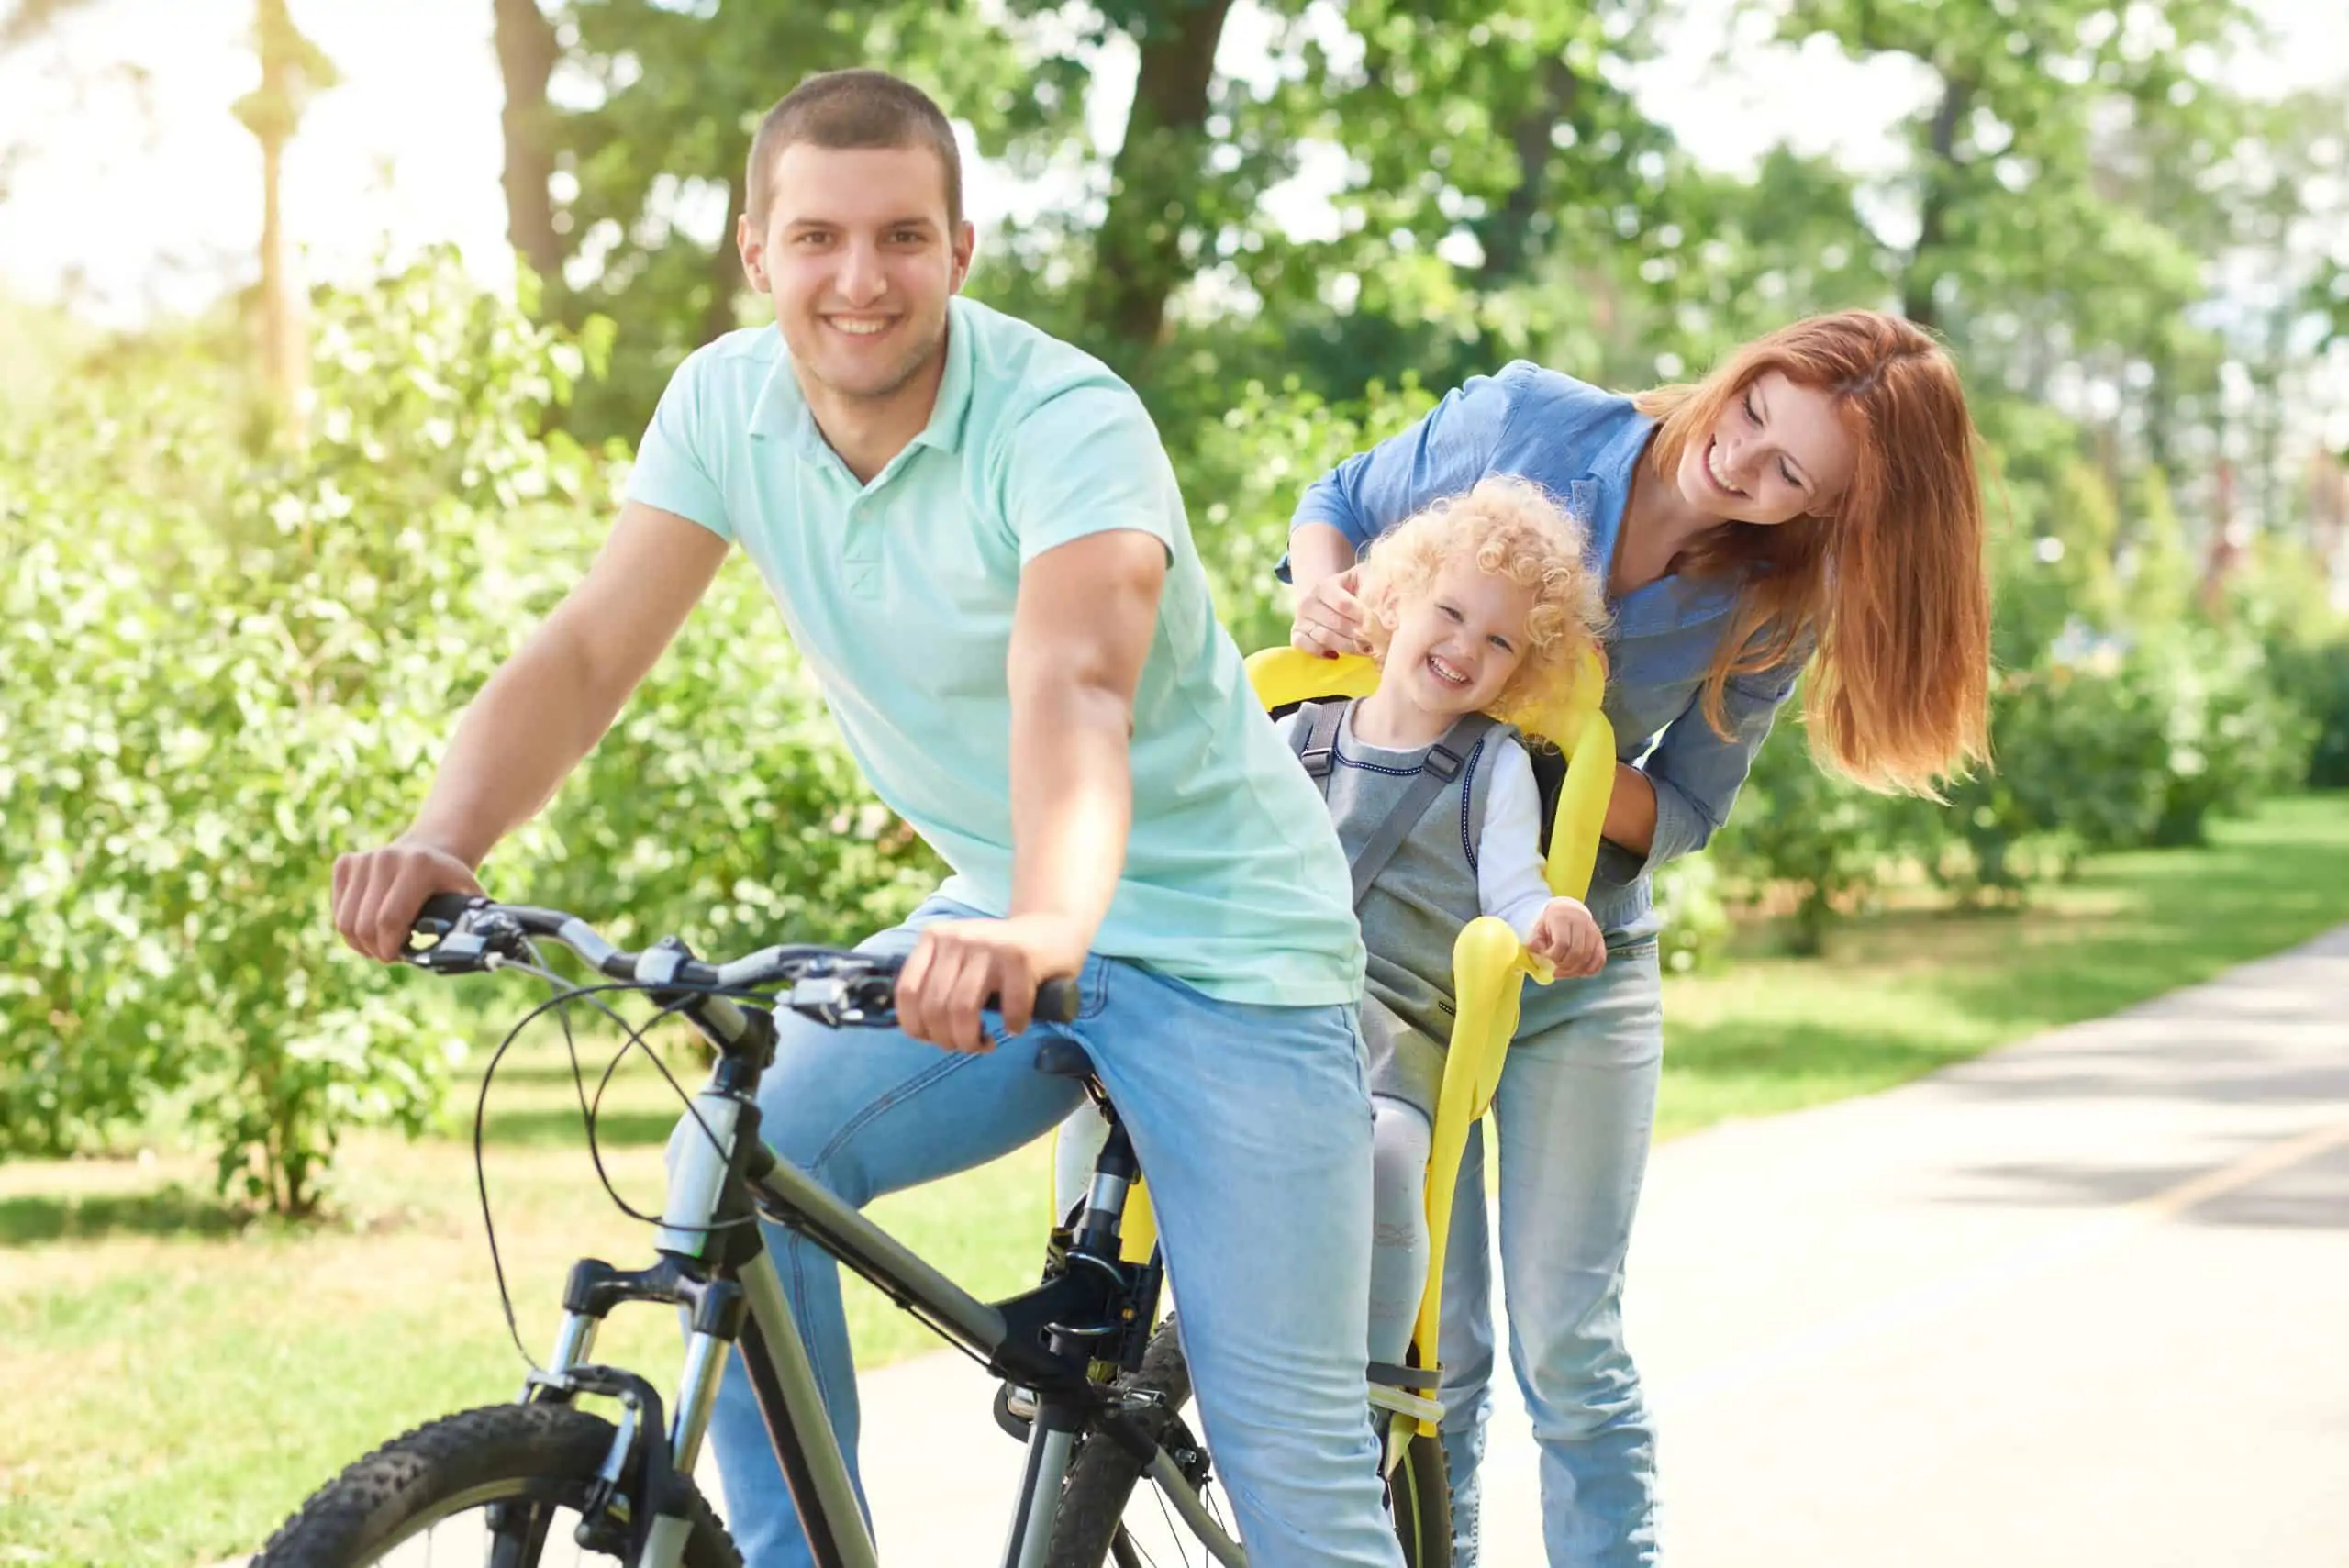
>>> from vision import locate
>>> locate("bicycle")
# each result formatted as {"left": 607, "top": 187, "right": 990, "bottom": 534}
{"left": 254, "top": 893, "right": 1447, "bottom": 1568}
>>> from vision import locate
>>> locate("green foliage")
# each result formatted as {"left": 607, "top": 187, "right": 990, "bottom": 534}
{"left": 1172, "top": 374, "right": 1439, "bottom": 650}
{"left": 1711, "top": 598, "right": 2327, "bottom": 951}
{"left": 1952, "top": 660, "right": 2164, "bottom": 884}
{"left": 0, "top": 252, "right": 942, "bottom": 1212}
{"left": 1781, "top": 0, "right": 2254, "bottom": 334}
{"left": 1709, "top": 719, "right": 1916, "bottom": 955}
{"left": 10, "top": 0, "right": 2349, "bottom": 1206}
{"left": 1649, "top": 854, "right": 1730, "bottom": 975}
{"left": 0, "top": 255, "right": 596, "bottom": 1212}
{"left": 0, "top": 287, "right": 94, "bottom": 414}
{"left": 231, "top": 0, "right": 339, "bottom": 146}
{"left": 1, "top": 382, "right": 231, "bottom": 1159}
{"left": 2274, "top": 639, "right": 2349, "bottom": 789}
{"left": 2130, "top": 623, "right": 2314, "bottom": 845}
{"left": 528, "top": 560, "right": 944, "bottom": 955}
{"left": 2121, "top": 466, "right": 2198, "bottom": 629}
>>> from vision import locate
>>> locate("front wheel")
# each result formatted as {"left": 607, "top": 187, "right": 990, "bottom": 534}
{"left": 253, "top": 1402, "right": 742, "bottom": 1568}
{"left": 1046, "top": 1317, "right": 1451, "bottom": 1567}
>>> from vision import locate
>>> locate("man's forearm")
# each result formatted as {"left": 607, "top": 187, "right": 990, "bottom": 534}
{"left": 405, "top": 628, "right": 618, "bottom": 870}
{"left": 1601, "top": 762, "right": 1658, "bottom": 859}
{"left": 1287, "top": 522, "right": 1358, "bottom": 595}
{"left": 1006, "top": 678, "right": 1134, "bottom": 938}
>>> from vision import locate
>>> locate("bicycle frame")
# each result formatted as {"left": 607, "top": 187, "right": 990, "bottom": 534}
{"left": 518, "top": 984, "right": 1241, "bottom": 1568}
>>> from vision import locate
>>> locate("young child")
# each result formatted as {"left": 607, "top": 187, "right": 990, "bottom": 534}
{"left": 1276, "top": 473, "right": 1611, "bottom": 1381}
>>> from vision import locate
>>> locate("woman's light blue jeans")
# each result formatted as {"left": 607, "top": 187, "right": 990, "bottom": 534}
{"left": 1439, "top": 940, "right": 1664, "bottom": 1566}
{"left": 698, "top": 897, "right": 1408, "bottom": 1568}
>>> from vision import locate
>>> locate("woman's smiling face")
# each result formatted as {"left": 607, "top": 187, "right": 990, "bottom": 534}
{"left": 1673, "top": 370, "right": 1858, "bottom": 527}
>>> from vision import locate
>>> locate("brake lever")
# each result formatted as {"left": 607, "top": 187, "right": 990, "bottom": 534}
{"left": 784, "top": 972, "right": 899, "bottom": 1028}
{"left": 407, "top": 931, "right": 495, "bottom": 974}
{"left": 404, "top": 906, "right": 526, "bottom": 974}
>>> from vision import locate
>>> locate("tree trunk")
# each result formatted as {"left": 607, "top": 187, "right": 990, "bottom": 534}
{"left": 703, "top": 168, "right": 748, "bottom": 344}
{"left": 2201, "top": 454, "right": 2239, "bottom": 616}
{"left": 1474, "top": 53, "right": 1578, "bottom": 288}
{"left": 493, "top": 0, "right": 562, "bottom": 282}
{"left": 2143, "top": 345, "right": 2173, "bottom": 481}
{"left": 235, "top": 0, "right": 334, "bottom": 443}
{"left": 257, "top": 129, "right": 308, "bottom": 440}
{"left": 1901, "top": 68, "right": 1972, "bottom": 330}
{"left": 1081, "top": 0, "right": 1236, "bottom": 361}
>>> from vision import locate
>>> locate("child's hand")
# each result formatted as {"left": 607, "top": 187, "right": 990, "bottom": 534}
{"left": 1526, "top": 896, "right": 1605, "bottom": 978}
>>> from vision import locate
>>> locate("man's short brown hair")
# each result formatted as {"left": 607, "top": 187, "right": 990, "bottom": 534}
{"left": 746, "top": 69, "right": 963, "bottom": 229}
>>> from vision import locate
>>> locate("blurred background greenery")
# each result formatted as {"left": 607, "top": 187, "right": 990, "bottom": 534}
{"left": 6, "top": 5, "right": 2349, "bottom": 1559}
{"left": 3, "top": 0, "right": 2347, "bottom": 1238}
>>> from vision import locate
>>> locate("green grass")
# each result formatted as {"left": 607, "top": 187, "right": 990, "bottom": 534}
{"left": 0, "top": 1041, "right": 1058, "bottom": 1568}
{"left": 3, "top": 793, "right": 2344, "bottom": 1567}
{"left": 1656, "top": 793, "right": 2349, "bottom": 1136}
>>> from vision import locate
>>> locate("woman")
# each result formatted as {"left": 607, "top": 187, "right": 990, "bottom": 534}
{"left": 1283, "top": 310, "right": 1991, "bottom": 1566}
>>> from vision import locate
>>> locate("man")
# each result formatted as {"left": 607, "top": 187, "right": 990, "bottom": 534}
{"left": 330, "top": 68, "right": 1404, "bottom": 1568}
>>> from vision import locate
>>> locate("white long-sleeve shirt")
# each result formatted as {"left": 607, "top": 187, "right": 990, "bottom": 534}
{"left": 1275, "top": 706, "right": 1553, "bottom": 944}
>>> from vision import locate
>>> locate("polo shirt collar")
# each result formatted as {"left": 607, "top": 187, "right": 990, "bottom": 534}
{"left": 909, "top": 296, "right": 977, "bottom": 455}
{"left": 742, "top": 300, "right": 978, "bottom": 462}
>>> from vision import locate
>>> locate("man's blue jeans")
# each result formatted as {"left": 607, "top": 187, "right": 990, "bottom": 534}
{"left": 699, "top": 897, "right": 1408, "bottom": 1568}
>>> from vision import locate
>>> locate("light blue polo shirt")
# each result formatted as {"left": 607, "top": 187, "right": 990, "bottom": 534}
{"left": 625, "top": 296, "right": 1364, "bottom": 1006}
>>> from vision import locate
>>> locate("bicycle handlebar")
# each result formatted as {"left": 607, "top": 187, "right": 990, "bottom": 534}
{"left": 403, "top": 893, "right": 1082, "bottom": 1028}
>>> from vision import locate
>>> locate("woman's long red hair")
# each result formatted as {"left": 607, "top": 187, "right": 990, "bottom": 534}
{"left": 1634, "top": 310, "right": 1992, "bottom": 795}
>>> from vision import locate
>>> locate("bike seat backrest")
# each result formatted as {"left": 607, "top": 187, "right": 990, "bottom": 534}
{"left": 1247, "top": 646, "right": 1604, "bottom": 867}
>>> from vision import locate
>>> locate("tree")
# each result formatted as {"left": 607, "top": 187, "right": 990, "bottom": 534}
{"left": 1776, "top": 0, "right": 2254, "bottom": 339}
{"left": 516, "top": 0, "right": 1701, "bottom": 433}
{"left": 0, "top": 253, "right": 611, "bottom": 1213}
{"left": 494, "top": 0, "right": 563, "bottom": 282}
{"left": 0, "top": 0, "right": 97, "bottom": 42}
{"left": 230, "top": 0, "right": 339, "bottom": 441}
{"left": 1052, "top": 0, "right": 1695, "bottom": 388}
{"left": 1071, "top": 0, "right": 1241, "bottom": 366}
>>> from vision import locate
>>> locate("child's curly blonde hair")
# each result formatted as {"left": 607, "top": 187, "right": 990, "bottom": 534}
{"left": 1357, "top": 475, "right": 1610, "bottom": 741}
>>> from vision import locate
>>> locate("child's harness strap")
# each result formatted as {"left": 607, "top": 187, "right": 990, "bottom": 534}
{"left": 1290, "top": 701, "right": 1497, "bottom": 909}
{"left": 1297, "top": 698, "right": 1347, "bottom": 784}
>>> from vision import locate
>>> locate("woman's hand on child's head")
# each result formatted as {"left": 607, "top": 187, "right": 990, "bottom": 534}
{"left": 1291, "top": 565, "right": 1371, "bottom": 658}
{"left": 1527, "top": 896, "right": 1606, "bottom": 979}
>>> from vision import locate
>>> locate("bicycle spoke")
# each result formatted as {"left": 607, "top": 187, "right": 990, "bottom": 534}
{"left": 1120, "top": 1466, "right": 1225, "bottom": 1568}
{"left": 1151, "top": 1485, "right": 1186, "bottom": 1566}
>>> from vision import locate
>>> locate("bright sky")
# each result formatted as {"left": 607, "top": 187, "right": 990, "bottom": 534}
{"left": 0, "top": 0, "right": 2341, "bottom": 331}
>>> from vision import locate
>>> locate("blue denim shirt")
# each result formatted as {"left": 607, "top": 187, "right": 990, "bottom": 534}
{"left": 1282, "top": 363, "right": 1806, "bottom": 1000}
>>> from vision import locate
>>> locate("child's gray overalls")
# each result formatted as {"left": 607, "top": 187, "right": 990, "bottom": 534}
{"left": 1289, "top": 698, "right": 1515, "bottom": 1118}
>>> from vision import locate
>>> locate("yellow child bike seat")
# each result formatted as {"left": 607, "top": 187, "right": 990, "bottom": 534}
{"left": 1244, "top": 645, "right": 1616, "bottom": 1436}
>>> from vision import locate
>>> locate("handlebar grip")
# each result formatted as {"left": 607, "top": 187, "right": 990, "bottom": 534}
{"left": 415, "top": 892, "right": 487, "bottom": 930}
{"left": 1033, "top": 976, "right": 1081, "bottom": 1027}
{"left": 976, "top": 977, "right": 1079, "bottom": 1025}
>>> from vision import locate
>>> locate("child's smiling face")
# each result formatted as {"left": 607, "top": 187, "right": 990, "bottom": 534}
{"left": 1379, "top": 559, "right": 1535, "bottom": 719}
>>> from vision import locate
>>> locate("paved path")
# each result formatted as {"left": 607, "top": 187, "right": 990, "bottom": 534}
{"left": 1470, "top": 922, "right": 2349, "bottom": 1567}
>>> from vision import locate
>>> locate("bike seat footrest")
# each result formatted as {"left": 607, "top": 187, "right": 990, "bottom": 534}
{"left": 1368, "top": 1384, "right": 1444, "bottom": 1424}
